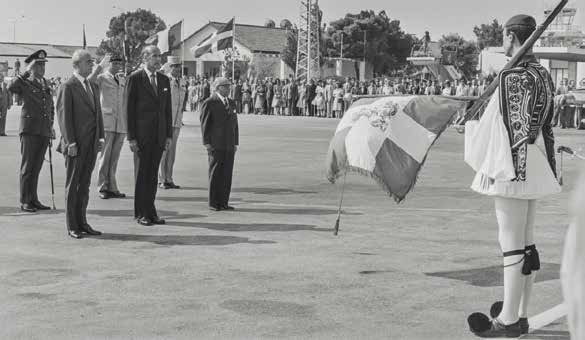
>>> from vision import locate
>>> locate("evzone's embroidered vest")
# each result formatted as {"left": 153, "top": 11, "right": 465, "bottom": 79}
{"left": 498, "top": 58, "right": 556, "bottom": 181}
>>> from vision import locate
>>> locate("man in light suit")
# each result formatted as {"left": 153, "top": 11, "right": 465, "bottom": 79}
{"left": 56, "top": 50, "right": 104, "bottom": 239}
{"left": 89, "top": 54, "right": 128, "bottom": 199}
{"left": 200, "top": 77, "right": 239, "bottom": 211}
{"left": 0, "top": 73, "right": 12, "bottom": 136}
{"left": 126, "top": 46, "right": 172, "bottom": 226}
{"left": 159, "top": 56, "right": 187, "bottom": 189}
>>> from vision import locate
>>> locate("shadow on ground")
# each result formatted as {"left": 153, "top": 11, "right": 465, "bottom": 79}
{"left": 156, "top": 196, "right": 267, "bottom": 204}
{"left": 86, "top": 209, "right": 205, "bottom": 220}
{"left": 425, "top": 263, "right": 561, "bottom": 287}
{"left": 234, "top": 208, "right": 362, "bottom": 215}
{"left": 166, "top": 221, "right": 330, "bottom": 233}
{"left": 179, "top": 187, "right": 317, "bottom": 195}
{"left": 97, "top": 233, "right": 276, "bottom": 246}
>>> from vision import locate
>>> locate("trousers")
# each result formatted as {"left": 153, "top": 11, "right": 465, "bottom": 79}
{"left": 20, "top": 134, "right": 49, "bottom": 204}
{"left": 133, "top": 141, "right": 164, "bottom": 219}
{"left": 65, "top": 135, "right": 97, "bottom": 231}
{"left": 159, "top": 127, "right": 181, "bottom": 184}
{"left": 97, "top": 131, "right": 125, "bottom": 193}
{"left": 207, "top": 148, "right": 235, "bottom": 207}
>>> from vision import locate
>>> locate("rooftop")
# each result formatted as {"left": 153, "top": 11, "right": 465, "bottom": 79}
{"left": 0, "top": 42, "right": 98, "bottom": 58}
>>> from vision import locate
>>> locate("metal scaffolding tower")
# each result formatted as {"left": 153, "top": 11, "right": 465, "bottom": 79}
{"left": 296, "top": 0, "right": 321, "bottom": 82}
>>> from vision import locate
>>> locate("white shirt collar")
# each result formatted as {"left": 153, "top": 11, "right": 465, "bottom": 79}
{"left": 216, "top": 92, "right": 227, "bottom": 103}
{"left": 73, "top": 71, "right": 87, "bottom": 85}
{"left": 144, "top": 67, "right": 157, "bottom": 80}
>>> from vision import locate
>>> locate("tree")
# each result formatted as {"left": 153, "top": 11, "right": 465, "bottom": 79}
{"left": 222, "top": 46, "right": 251, "bottom": 80}
{"left": 473, "top": 19, "right": 503, "bottom": 50}
{"left": 439, "top": 33, "right": 479, "bottom": 79}
{"left": 281, "top": 27, "right": 298, "bottom": 70}
{"left": 322, "top": 10, "right": 415, "bottom": 76}
{"left": 97, "top": 9, "right": 166, "bottom": 73}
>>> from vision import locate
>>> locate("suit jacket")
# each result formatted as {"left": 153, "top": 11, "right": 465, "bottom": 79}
{"left": 8, "top": 74, "right": 54, "bottom": 137}
{"left": 0, "top": 84, "right": 12, "bottom": 112}
{"left": 200, "top": 93, "right": 239, "bottom": 150}
{"left": 56, "top": 75, "right": 104, "bottom": 153}
{"left": 125, "top": 69, "right": 172, "bottom": 146}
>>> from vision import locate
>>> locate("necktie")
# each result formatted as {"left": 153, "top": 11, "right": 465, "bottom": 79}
{"left": 150, "top": 73, "right": 157, "bottom": 96}
{"left": 84, "top": 79, "right": 95, "bottom": 110}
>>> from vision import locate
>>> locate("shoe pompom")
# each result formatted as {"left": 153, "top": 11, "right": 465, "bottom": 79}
{"left": 490, "top": 301, "right": 503, "bottom": 319}
{"left": 468, "top": 312, "right": 491, "bottom": 333}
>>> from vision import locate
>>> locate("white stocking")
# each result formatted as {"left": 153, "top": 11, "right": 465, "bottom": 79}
{"left": 519, "top": 200, "right": 537, "bottom": 318}
{"left": 495, "top": 197, "right": 529, "bottom": 325}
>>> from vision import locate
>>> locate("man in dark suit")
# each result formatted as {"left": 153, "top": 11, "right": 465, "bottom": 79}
{"left": 126, "top": 46, "right": 172, "bottom": 226}
{"left": 0, "top": 73, "right": 12, "bottom": 136}
{"left": 56, "top": 50, "right": 104, "bottom": 239}
{"left": 8, "top": 50, "right": 54, "bottom": 212}
{"left": 200, "top": 77, "right": 239, "bottom": 211}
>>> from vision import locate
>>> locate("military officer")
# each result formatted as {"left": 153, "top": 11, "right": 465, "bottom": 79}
{"left": 0, "top": 73, "right": 13, "bottom": 136}
{"left": 8, "top": 50, "right": 55, "bottom": 213}
{"left": 89, "top": 54, "right": 128, "bottom": 199}
{"left": 159, "top": 56, "right": 187, "bottom": 189}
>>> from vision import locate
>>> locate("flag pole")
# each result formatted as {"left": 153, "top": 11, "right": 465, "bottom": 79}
{"left": 232, "top": 17, "right": 236, "bottom": 80}
{"left": 333, "top": 171, "right": 347, "bottom": 236}
{"left": 181, "top": 19, "right": 185, "bottom": 78}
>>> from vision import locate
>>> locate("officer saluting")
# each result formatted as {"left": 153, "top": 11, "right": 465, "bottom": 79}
{"left": 8, "top": 50, "right": 55, "bottom": 212}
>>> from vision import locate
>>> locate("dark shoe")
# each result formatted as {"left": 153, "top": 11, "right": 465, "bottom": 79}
{"left": 490, "top": 301, "right": 529, "bottom": 334}
{"left": 81, "top": 224, "right": 102, "bottom": 236}
{"left": 111, "top": 191, "right": 126, "bottom": 198}
{"left": 159, "top": 182, "right": 171, "bottom": 189}
{"left": 221, "top": 205, "right": 235, "bottom": 211}
{"left": 99, "top": 191, "right": 112, "bottom": 199}
{"left": 209, "top": 205, "right": 221, "bottom": 211}
{"left": 0, "top": 133, "right": 6, "bottom": 136}
{"left": 151, "top": 217, "right": 166, "bottom": 225}
{"left": 136, "top": 217, "right": 153, "bottom": 226}
{"left": 21, "top": 203, "right": 37, "bottom": 213}
{"left": 168, "top": 182, "right": 181, "bottom": 189}
{"left": 68, "top": 230, "right": 83, "bottom": 239}
{"left": 32, "top": 201, "right": 51, "bottom": 210}
{"left": 468, "top": 313, "right": 523, "bottom": 338}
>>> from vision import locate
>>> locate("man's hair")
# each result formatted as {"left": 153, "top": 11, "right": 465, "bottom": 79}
{"left": 72, "top": 49, "right": 92, "bottom": 68}
{"left": 141, "top": 45, "right": 159, "bottom": 61}
{"left": 506, "top": 25, "right": 535, "bottom": 45}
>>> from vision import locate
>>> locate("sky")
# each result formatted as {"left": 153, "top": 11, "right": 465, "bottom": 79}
{"left": 1, "top": 0, "right": 584, "bottom": 46}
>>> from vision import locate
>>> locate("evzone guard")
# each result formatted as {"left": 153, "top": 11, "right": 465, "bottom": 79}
{"left": 466, "top": 14, "right": 561, "bottom": 338}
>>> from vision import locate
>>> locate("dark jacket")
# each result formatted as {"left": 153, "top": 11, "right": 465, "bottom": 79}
{"left": 200, "top": 93, "right": 239, "bottom": 150}
{"left": 55, "top": 75, "right": 105, "bottom": 153}
{"left": 8, "top": 74, "right": 54, "bottom": 137}
{"left": 125, "top": 69, "right": 172, "bottom": 146}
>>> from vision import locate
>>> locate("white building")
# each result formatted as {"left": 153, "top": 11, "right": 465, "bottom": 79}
{"left": 169, "top": 22, "right": 293, "bottom": 80}
{"left": 0, "top": 42, "right": 98, "bottom": 79}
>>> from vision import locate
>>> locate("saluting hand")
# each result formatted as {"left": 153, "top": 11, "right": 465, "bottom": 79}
{"left": 98, "top": 54, "right": 111, "bottom": 70}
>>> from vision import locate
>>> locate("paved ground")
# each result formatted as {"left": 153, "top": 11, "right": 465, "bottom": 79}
{"left": 0, "top": 106, "right": 582, "bottom": 340}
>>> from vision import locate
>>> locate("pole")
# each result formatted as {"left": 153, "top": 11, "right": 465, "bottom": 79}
{"left": 307, "top": 0, "right": 312, "bottom": 82}
{"left": 340, "top": 32, "right": 343, "bottom": 58}
{"left": 232, "top": 17, "right": 236, "bottom": 80}
{"left": 333, "top": 172, "right": 347, "bottom": 236}
{"left": 48, "top": 140, "right": 56, "bottom": 210}
{"left": 181, "top": 19, "right": 185, "bottom": 78}
{"left": 13, "top": 21, "right": 16, "bottom": 42}
{"left": 363, "top": 31, "right": 366, "bottom": 63}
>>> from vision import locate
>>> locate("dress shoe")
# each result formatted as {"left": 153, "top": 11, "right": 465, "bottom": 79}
{"left": 0, "top": 133, "right": 7, "bottom": 136}
{"left": 151, "top": 217, "right": 166, "bottom": 225}
{"left": 221, "top": 205, "right": 235, "bottom": 211}
{"left": 81, "top": 224, "right": 102, "bottom": 236}
{"left": 68, "top": 230, "right": 83, "bottom": 239}
{"left": 32, "top": 201, "right": 51, "bottom": 210}
{"left": 159, "top": 182, "right": 171, "bottom": 189}
{"left": 168, "top": 182, "right": 181, "bottom": 189}
{"left": 99, "top": 191, "right": 112, "bottom": 199}
{"left": 490, "top": 301, "right": 529, "bottom": 334}
{"left": 136, "top": 217, "right": 153, "bottom": 226}
{"left": 468, "top": 314, "right": 523, "bottom": 338}
{"left": 111, "top": 191, "right": 126, "bottom": 198}
{"left": 20, "top": 203, "right": 37, "bottom": 213}
{"left": 209, "top": 205, "right": 221, "bottom": 211}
